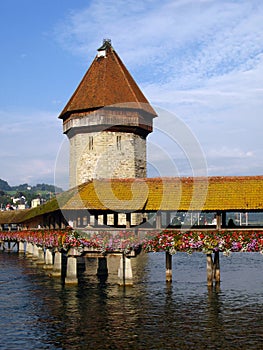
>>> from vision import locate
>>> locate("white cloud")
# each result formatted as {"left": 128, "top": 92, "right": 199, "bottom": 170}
{"left": 2, "top": 0, "right": 262, "bottom": 187}
{"left": 54, "top": 0, "right": 263, "bottom": 79}
{"left": 206, "top": 147, "right": 254, "bottom": 159}
{"left": 52, "top": 0, "right": 263, "bottom": 177}
{"left": 0, "top": 109, "right": 64, "bottom": 186}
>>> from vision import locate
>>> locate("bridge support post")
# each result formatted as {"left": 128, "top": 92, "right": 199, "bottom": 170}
{"left": 7, "top": 241, "right": 11, "bottom": 252}
{"left": 26, "top": 242, "right": 33, "bottom": 256}
{"left": 207, "top": 252, "right": 220, "bottom": 286}
{"left": 36, "top": 247, "right": 45, "bottom": 265}
{"left": 207, "top": 254, "right": 213, "bottom": 286}
{"left": 18, "top": 241, "right": 25, "bottom": 254}
{"left": 118, "top": 254, "right": 133, "bottom": 286}
{"left": 216, "top": 212, "right": 222, "bottom": 230}
{"left": 126, "top": 213, "right": 131, "bottom": 229}
{"left": 65, "top": 256, "right": 78, "bottom": 284}
{"left": 156, "top": 212, "right": 161, "bottom": 229}
{"left": 52, "top": 251, "right": 62, "bottom": 276}
{"left": 43, "top": 248, "right": 53, "bottom": 269}
{"left": 32, "top": 244, "right": 39, "bottom": 260}
{"left": 221, "top": 212, "right": 226, "bottom": 228}
{"left": 166, "top": 252, "right": 172, "bottom": 282}
{"left": 213, "top": 251, "right": 220, "bottom": 283}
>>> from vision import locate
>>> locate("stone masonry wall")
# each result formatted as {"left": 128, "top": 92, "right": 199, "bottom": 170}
{"left": 69, "top": 131, "right": 146, "bottom": 188}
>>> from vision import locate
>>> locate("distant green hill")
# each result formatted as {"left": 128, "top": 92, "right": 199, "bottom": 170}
{"left": 0, "top": 179, "right": 63, "bottom": 193}
{"left": 0, "top": 179, "right": 11, "bottom": 191}
{"left": 0, "top": 179, "right": 63, "bottom": 209}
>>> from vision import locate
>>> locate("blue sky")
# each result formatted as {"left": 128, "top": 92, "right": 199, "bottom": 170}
{"left": 1, "top": 0, "right": 263, "bottom": 188}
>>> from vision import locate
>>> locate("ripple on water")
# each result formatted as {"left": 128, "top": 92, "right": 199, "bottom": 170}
{"left": 0, "top": 251, "right": 263, "bottom": 349}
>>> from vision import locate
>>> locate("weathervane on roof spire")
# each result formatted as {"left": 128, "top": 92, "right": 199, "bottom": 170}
{"left": 97, "top": 39, "right": 112, "bottom": 57}
{"left": 98, "top": 38, "right": 112, "bottom": 51}
{"left": 103, "top": 38, "right": 111, "bottom": 45}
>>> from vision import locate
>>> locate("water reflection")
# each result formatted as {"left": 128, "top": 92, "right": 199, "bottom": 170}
{"left": 0, "top": 251, "right": 263, "bottom": 349}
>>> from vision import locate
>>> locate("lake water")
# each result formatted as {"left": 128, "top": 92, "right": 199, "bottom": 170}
{"left": 0, "top": 250, "right": 263, "bottom": 349}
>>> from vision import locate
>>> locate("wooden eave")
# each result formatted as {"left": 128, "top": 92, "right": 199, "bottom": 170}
{"left": 0, "top": 209, "right": 30, "bottom": 225}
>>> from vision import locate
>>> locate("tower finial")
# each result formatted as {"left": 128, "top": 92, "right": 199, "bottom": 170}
{"left": 97, "top": 39, "right": 112, "bottom": 58}
{"left": 103, "top": 38, "right": 111, "bottom": 45}
{"left": 98, "top": 39, "right": 112, "bottom": 51}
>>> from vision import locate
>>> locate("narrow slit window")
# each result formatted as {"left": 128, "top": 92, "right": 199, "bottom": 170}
{"left": 89, "top": 136, "right": 93, "bottom": 150}
{"left": 117, "top": 135, "right": 121, "bottom": 150}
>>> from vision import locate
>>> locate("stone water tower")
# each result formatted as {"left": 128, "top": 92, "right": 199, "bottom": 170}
{"left": 59, "top": 40, "right": 157, "bottom": 188}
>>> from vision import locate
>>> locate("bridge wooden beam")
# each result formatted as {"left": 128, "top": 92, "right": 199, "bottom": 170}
{"left": 126, "top": 212, "right": 131, "bottom": 228}
{"left": 216, "top": 212, "right": 221, "bottom": 229}
{"left": 156, "top": 212, "right": 162, "bottom": 229}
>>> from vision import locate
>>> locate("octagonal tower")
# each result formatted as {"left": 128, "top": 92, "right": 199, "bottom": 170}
{"left": 59, "top": 40, "right": 157, "bottom": 188}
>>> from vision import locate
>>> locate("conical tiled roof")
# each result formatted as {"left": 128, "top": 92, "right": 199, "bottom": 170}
{"left": 59, "top": 40, "right": 157, "bottom": 120}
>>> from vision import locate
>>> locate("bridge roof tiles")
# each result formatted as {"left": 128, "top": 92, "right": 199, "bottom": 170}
{"left": 62, "top": 175, "right": 263, "bottom": 212}
{"left": 1, "top": 176, "right": 263, "bottom": 225}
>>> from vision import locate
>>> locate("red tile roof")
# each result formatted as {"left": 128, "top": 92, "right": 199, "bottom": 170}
{"left": 59, "top": 40, "right": 157, "bottom": 120}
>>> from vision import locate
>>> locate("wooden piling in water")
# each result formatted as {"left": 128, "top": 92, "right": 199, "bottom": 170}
{"left": 207, "top": 252, "right": 220, "bottom": 286}
{"left": 166, "top": 252, "right": 172, "bottom": 282}
{"left": 213, "top": 251, "right": 220, "bottom": 283}
{"left": 206, "top": 254, "right": 214, "bottom": 286}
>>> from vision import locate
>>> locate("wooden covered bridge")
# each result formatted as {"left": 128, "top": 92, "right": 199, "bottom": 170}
{"left": 1, "top": 175, "right": 263, "bottom": 286}
{"left": 1, "top": 175, "right": 263, "bottom": 231}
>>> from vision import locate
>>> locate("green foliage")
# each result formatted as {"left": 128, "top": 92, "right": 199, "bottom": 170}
{"left": 0, "top": 178, "right": 63, "bottom": 209}
{"left": 0, "top": 179, "right": 11, "bottom": 191}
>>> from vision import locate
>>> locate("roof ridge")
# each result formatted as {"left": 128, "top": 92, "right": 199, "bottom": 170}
{"left": 87, "top": 175, "right": 263, "bottom": 184}
{"left": 111, "top": 49, "right": 142, "bottom": 106}
{"left": 58, "top": 56, "right": 97, "bottom": 118}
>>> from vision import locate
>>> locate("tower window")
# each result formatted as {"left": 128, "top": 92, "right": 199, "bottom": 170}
{"left": 89, "top": 136, "right": 93, "bottom": 150}
{"left": 116, "top": 136, "right": 121, "bottom": 150}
